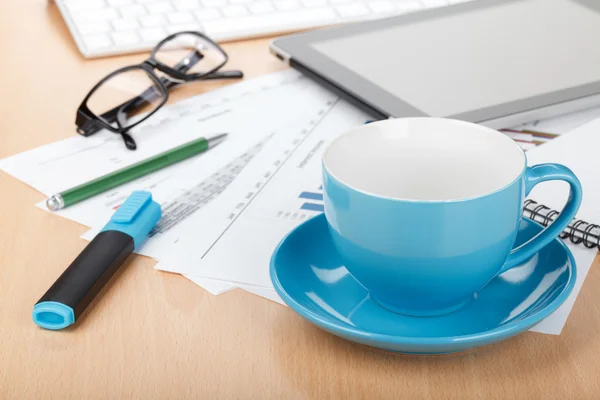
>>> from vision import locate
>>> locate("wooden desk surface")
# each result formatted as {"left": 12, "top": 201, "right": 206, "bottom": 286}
{"left": 1, "top": 1, "right": 600, "bottom": 398}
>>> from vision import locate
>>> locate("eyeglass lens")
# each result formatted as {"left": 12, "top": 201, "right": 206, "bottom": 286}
{"left": 87, "top": 68, "right": 165, "bottom": 131}
{"left": 154, "top": 33, "right": 226, "bottom": 76}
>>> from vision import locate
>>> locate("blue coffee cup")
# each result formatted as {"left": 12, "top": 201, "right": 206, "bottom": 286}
{"left": 322, "top": 118, "right": 581, "bottom": 316}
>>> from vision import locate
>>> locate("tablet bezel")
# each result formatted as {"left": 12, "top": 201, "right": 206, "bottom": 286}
{"left": 271, "top": 0, "right": 600, "bottom": 122}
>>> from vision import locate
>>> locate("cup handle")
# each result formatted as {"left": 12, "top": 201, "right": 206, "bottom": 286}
{"left": 497, "top": 163, "right": 582, "bottom": 275}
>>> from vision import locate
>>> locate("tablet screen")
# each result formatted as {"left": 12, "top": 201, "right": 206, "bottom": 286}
{"left": 312, "top": 0, "right": 600, "bottom": 116}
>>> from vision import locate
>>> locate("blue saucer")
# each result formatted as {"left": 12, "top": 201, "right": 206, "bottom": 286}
{"left": 270, "top": 214, "right": 576, "bottom": 354}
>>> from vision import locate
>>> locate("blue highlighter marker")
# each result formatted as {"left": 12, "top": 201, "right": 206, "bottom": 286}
{"left": 32, "top": 191, "right": 161, "bottom": 330}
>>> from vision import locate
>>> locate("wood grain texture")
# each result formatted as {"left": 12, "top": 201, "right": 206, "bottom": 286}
{"left": 1, "top": 1, "right": 599, "bottom": 399}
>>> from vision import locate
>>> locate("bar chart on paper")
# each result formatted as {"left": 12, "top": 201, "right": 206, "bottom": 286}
{"left": 275, "top": 186, "right": 324, "bottom": 221}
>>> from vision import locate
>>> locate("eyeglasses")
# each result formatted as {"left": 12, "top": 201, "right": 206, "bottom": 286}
{"left": 75, "top": 31, "right": 243, "bottom": 150}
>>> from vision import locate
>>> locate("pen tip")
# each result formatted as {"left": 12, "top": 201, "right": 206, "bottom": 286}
{"left": 208, "top": 133, "right": 228, "bottom": 148}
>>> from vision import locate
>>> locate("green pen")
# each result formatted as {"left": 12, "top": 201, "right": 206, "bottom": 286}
{"left": 46, "top": 134, "right": 227, "bottom": 211}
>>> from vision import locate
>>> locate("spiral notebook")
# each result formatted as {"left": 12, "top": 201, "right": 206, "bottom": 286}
{"left": 522, "top": 117, "right": 600, "bottom": 334}
{"left": 524, "top": 117, "right": 600, "bottom": 250}
{"left": 523, "top": 200, "right": 599, "bottom": 250}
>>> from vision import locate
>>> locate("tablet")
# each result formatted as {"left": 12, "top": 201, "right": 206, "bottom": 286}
{"left": 271, "top": 0, "right": 600, "bottom": 127}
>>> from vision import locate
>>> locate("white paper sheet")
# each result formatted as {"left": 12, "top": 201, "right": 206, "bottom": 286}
{"left": 183, "top": 275, "right": 282, "bottom": 302}
{"left": 239, "top": 285, "right": 284, "bottom": 305}
{"left": 155, "top": 99, "right": 370, "bottom": 289}
{"left": 185, "top": 276, "right": 236, "bottom": 296}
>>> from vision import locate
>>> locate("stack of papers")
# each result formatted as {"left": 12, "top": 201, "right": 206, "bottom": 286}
{"left": 1, "top": 70, "right": 598, "bottom": 334}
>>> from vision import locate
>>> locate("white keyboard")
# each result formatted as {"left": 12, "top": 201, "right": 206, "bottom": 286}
{"left": 55, "top": 0, "right": 473, "bottom": 58}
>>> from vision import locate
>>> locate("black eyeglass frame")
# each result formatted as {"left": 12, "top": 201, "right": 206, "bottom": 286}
{"left": 75, "top": 31, "right": 241, "bottom": 148}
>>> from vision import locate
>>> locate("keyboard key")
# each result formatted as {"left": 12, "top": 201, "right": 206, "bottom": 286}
{"left": 395, "top": 0, "right": 422, "bottom": 12}
{"left": 64, "top": 0, "right": 106, "bottom": 13}
{"left": 77, "top": 21, "right": 111, "bottom": 35}
{"left": 146, "top": 1, "right": 174, "bottom": 13}
{"left": 108, "top": 0, "right": 133, "bottom": 6}
{"left": 167, "top": 11, "right": 195, "bottom": 23}
{"left": 194, "top": 8, "right": 222, "bottom": 19}
{"left": 70, "top": 8, "right": 119, "bottom": 22}
{"left": 119, "top": 4, "right": 147, "bottom": 17}
{"left": 249, "top": 1, "right": 274, "bottom": 14}
{"left": 221, "top": 5, "right": 248, "bottom": 16}
{"left": 202, "top": 0, "right": 227, "bottom": 8}
{"left": 275, "top": 0, "right": 300, "bottom": 10}
{"left": 420, "top": 0, "right": 447, "bottom": 7}
{"left": 367, "top": 0, "right": 394, "bottom": 13}
{"left": 336, "top": 3, "right": 369, "bottom": 17}
{"left": 112, "top": 18, "right": 140, "bottom": 30}
{"left": 111, "top": 31, "right": 141, "bottom": 45}
{"left": 83, "top": 34, "right": 112, "bottom": 50}
{"left": 167, "top": 23, "right": 203, "bottom": 33}
{"left": 140, "top": 14, "right": 166, "bottom": 26}
{"left": 202, "top": 8, "right": 337, "bottom": 36}
{"left": 173, "top": 0, "right": 200, "bottom": 10}
{"left": 301, "top": 0, "right": 327, "bottom": 7}
{"left": 139, "top": 27, "right": 167, "bottom": 41}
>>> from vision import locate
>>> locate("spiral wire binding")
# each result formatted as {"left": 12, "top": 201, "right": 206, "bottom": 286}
{"left": 523, "top": 199, "right": 600, "bottom": 250}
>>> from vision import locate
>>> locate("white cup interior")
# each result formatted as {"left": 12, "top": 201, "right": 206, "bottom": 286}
{"left": 323, "top": 118, "right": 525, "bottom": 201}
